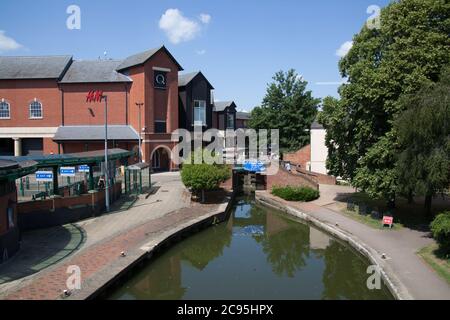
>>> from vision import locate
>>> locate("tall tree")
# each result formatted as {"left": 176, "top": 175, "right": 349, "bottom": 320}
{"left": 319, "top": 0, "right": 450, "bottom": 201}
{"left": 395, "top": 67, "right": 450, "bottom": 214}
{"left": 249, "top": 69, "right": 319, "bottom": 153}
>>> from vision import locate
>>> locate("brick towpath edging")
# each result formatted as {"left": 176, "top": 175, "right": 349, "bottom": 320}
{"left": 255, "top": 192, "right": 411, "bottom": 300}
{"left": 2, "top": 200, "right": 231, "bottom": 300}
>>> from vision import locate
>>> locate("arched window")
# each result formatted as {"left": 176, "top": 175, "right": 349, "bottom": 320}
{"left": 29, "top": 101, "right": 43, "bottom": 119}
{"left": 0, "top": 100, "right": 10, "bottom": 119}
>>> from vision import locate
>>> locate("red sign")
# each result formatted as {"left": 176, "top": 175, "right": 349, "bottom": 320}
{"left": 86, "top": 90, "right": 104, "bottom": 103}
{"left": 382, "top": 216, "right": 394, "bottom": 227}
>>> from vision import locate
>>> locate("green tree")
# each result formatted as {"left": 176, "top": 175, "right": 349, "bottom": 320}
{"left": 395, "top": 67, "right": 450, "bottom": 214}
{"left": 180, "top": 149, "right": 230, "bottom": 202}
{"left": 249, "top": 69, "right": 319, "bottom": 153}
{"left": 320, "top": 0, "right": 450, "bottom": 201}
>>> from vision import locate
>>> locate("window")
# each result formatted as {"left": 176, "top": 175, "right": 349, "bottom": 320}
{"left": 0, "top": 100, "right": 10, "bottom": 119}
{"left": 193, "top": 100, "right": 206, "bottom": 126}
{"left": 29, "top": 101, "right": 43, "bottom": 119}
{"left": 154, "top": 121, "right": 167, "bottom": 133}
{"left": 226, "top": 113, "right": 234, "bottom": 129}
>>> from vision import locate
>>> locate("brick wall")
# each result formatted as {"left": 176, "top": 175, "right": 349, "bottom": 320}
{"left": 266, "top": 166, "right": 319, "bottom": 190}
{"left": 0, "top": 79, "right": 62, "bottom": 127}
{"left": 284, "top": 144, "right": 311, "bottom": 170}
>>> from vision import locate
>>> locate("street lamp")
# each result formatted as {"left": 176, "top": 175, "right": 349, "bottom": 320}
{"left": 86, "top": 90, "right": 109, "bottom": 212}
{"left": 103, "top": 95, "right": 110, "bottom": 212}
{"left": 136, "top": 102, "right": 144, "bottom": 163}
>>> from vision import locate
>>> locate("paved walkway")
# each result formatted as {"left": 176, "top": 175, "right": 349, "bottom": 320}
{"left": 257, "top": 185, "right": 450, "bottom": 300}
{"left": 0, "top": 172, "right": 224, "bottom": 300}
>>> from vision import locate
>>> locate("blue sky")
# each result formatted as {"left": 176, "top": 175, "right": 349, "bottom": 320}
{"left": 0, "top": 0, "right": 391, "bottom": 111}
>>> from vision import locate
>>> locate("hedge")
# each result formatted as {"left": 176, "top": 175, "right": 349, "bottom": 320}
{"left": 272, "top": 185, "right": 320, "bottom": 202}
{"left": 430, "top": 211, "right": 450, "bottom": 255}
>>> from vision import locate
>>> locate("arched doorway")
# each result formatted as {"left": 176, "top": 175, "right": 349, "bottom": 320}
{"left": 151, "top": 146, "right": 171, "bottom": 172}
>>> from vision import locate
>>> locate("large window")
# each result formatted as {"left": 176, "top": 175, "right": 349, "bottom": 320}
{"left": 193, "top": 100, "right": 206, "bottom": 126}
{"left": 154, "top": 121, "right": 167, "bottom": 133}
{"left": 226, "top": 112, "right": 234, "bottom": 129}
{"left": 0, "top": 100, "right": 10, "bottom": 119}
{"left": 29, "top": 101, "right": 43, "bottom": 119}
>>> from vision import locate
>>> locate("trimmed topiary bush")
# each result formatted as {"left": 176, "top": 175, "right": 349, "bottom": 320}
{"left": 271, "top": 185, "right": 320, "bottom": 202}
{"left": 430, "top": 211, "right": 450, "bottom": 255}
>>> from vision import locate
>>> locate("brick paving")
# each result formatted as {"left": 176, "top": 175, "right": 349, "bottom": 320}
{"left": 2, "top": 202, "right": 220, "bottom": 300}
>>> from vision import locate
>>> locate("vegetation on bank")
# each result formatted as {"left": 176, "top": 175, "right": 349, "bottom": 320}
{"left": 430, "top": 211, "right": 450, "bottom": 255}
{"left": 318, "top": 0, "right": 450, "bottom": 212}
{"left": 418, "top": 244, "right": 450, "bottom": 285}
{"left": 180, "top": 149, "right": 230, "bottom": 202}
{"left": 271, "top": 185, "right": 319, "bottom": 202}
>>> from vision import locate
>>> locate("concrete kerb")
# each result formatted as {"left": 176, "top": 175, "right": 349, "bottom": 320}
{"left": 67, "top": 196, "right": 235, "bottom": 300}
{"left": 255, "top": 192, "right": 413, "bottom": 301}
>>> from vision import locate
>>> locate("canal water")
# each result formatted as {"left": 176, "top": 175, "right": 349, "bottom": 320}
{"left": 108, "top": 197, "right": 394, "bottom": 300}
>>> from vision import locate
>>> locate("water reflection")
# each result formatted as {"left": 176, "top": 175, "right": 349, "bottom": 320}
{"left": 108, "top": 197, "right": 393, "bottom": 300}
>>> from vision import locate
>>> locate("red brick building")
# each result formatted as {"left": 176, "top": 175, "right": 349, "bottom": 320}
{"left": 0, "top": 46, "right": 183, "bottom": 170}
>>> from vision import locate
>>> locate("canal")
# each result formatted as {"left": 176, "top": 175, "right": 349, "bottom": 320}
{"left": 107, "top": 197, "right": 394, "bottom": 300}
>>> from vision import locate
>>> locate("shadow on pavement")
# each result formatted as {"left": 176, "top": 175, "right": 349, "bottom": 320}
{"left": 0, "top": 224, "right": 86, "bottom": 284}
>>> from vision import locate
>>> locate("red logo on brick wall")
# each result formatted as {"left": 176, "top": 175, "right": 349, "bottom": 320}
{"left": 86, "top": 90, "right": 104, "bottom": 103}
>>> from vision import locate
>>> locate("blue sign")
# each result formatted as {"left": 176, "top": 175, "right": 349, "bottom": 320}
{"left": 78, "top": 165, "right": 90, "bottom": 173}
{"left": 60, "top": 167, "right": 76, "bottom": 177}
{"left": 36, "top": 171, "right": 53, "bottom": 182}
{"left": 243, "top": 161, "right": 266, "bottom": 173}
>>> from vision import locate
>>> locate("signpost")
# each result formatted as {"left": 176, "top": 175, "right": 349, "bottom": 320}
{"left": 60, "top": 167, "right": 76, "bottom": 177}
{"left": 78, "top": 165, "right": 90, "bottom": 173}
{"left": 382, "top": 216, "right": 394, "bottom": 228}
{"left": 35, "top": 171, "right": 53, "bottom": 182}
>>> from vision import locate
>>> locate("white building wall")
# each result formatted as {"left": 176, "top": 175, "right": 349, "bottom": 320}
{"left": 310, "top": 128, "right": 327, "bottom": 175}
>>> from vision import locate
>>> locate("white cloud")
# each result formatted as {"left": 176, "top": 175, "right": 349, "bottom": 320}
{"left": 0, "top": 31, "right": 22, "bottom": 52}
{"left": 159, "top": 9, "right": 202, "bottom": 44}
{"left": 336, "top": 41, "right": 353, "bottom": 57}
{"left": 196, "top": 49, "right": 206, "bottom": 55}
{"left": 199, "top": 13, "right": 211, "bottom": 24}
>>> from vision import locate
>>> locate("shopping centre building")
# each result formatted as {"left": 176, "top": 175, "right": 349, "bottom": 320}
{"left": 0, "top": 46, "right": 241, "bottom": 171}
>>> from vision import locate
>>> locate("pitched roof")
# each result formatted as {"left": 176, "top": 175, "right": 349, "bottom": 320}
{"left": 178, "top": 71, "right": 214, "bottom": 89}
{"left": 60, "top": 60, "right": 132, "bottom": 83}
{"left": 311, "top": 120, "right": 324, "bottom": 129}
{"left": 116, "top": 46, "right": 183, "bottom": 71}
{"left": 236, "top": 112, "right": 251, "bottom": 120}
{"left": 213, "top": 101, "right": 236, "bottom": 112}
{"left": 0, "top": 55, "right": 72, "bottom": 80}
{"left": 53, "top": 125, "right": 139, "bottom": 141}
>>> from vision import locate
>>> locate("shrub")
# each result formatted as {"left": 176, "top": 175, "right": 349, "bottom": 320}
{"left": 181, "top": 162, "right": 230, "bottom": 202}
{"left": 430, "top": 211, "right": 450, "bottom": 254}
{"left": 272, "top": 185, "right": 320, "bottom": 202}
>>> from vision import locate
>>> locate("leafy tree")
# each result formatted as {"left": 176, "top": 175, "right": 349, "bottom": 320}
{"left": 249, "top": 69, "right": 319, "bottom": 153}
{"left": 319, "top": 0, "right": 450, "bottom": 201}
{"left": 180, "top": 149, "right": 230, "bottom": 202}
{"left": 395, "top": 67, "right": 450, "bottom": 213}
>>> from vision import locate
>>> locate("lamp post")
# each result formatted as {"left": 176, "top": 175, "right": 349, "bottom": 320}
{"left": 86, "top": 90, "right": 109, "bottom": 212}
{"left": 136, "top": 102, "right": 144, "bottom": 163}
{"left": 103, "top": 95, "right": 110, "bottom": 212}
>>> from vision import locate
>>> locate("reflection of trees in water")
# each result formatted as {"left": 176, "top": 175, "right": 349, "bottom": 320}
{"left": 181, "top": 223, "right": 233, "bottom": 270}
{"left": 254, "top": 212, "right": 311, "bottom": 278}
{"left": 128, "top": 255, "right": 186, "bottom": 300}
{"left": 321, "top": 241, "right": 391, "bottom": 300}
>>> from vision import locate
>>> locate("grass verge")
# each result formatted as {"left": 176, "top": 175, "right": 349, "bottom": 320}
{"left": 341, "top": 209, "right": 403, "bottom": 230}
{"left": 418, "top": 244, "right": 450, "bottom": 285}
